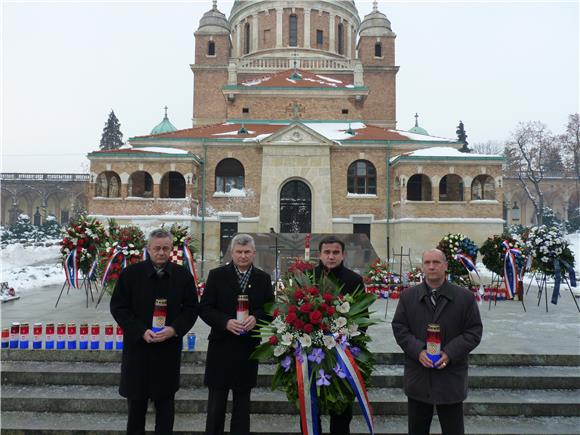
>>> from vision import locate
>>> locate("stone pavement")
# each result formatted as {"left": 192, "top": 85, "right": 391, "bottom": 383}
{"left": 2, "top": 282, "right": 579, "bottom": 355}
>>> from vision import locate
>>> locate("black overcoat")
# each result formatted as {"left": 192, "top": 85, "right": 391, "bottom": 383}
{"left": 391, "top": 281, "right": 483, "bottom": 404}
{"left": 199, "top": 262, "right": 274, "bottom": 389}
{"left": 314, "top": 262, "right": 364, "bottom": 296}
{"left": 110, "top": 259, "right": 198, "bottom": 399}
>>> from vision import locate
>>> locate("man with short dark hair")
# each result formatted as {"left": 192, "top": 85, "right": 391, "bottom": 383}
{"left": 111, "top": 228, "right": 198, "bottom": 435}
{"left": 392, "top": 248, "right": 483, "bottom": 435}
{"left": 313, "top": 235, "right": 365, "bottom": 435}
{"left": 200, "top": 234, "right": 274, "bottom": 435}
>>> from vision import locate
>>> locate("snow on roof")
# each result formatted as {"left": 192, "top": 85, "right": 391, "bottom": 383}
{"left": 316, "top": 74, "right": 342, "bottom": 84}
{"left": 133, "top": 146, "right": 189, "bottom": 155}
{"left": 241, "top": 76, "right": 272, "bottom": 87}
{"left": 306, "top": 122, "right": 366, "bottom": 141}
{"left": 239, "top": 69, "right": 353, "bottom": 88}
{"left": 393, "top": 130, "right": 455, "bottom": 142}
{"left": 212, "top": 130, "right": 256, "bottom": 136}
{"left": 390, "top": 146, "right": 503, "bottom": 162}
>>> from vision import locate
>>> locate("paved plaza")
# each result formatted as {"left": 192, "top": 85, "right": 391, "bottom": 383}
{"left": 2, "top": 281, "right": 579, "bottom": 355}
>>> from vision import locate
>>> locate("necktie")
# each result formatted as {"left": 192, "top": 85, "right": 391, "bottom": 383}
{"left": 430, "top": 289, "right": 438, "bottom": 307}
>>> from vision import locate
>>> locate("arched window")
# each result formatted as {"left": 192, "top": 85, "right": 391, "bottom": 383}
{"left": 244, "top": 22, "right": 250, "bottom": 54}
{"left": 337, "top": 23, "right": 344, "bottom": 55}
{"left": 208, "top": 40, "right": 216, "bottom": 56}
{"left": 128, "top": 171, "right": 153, "bottom": 198}
{"left": 439, "top": 174, "right": 464, "bottom": 201}
{"left": 471, "top": 175, "right": 495, "bottom": 200}
{"left": 160, "top": 172, "right": 186, "bottom": 198}
{"left": 215, "top": 158, "right": 245, "bottom": 193}
{"left": 95, "top": 171, "right": 121, "bottom": 198}
{"left": 375, "top": 42, "right": 382, "bottom": 57}
{"left": 289, "top": 14, "right": 298, "bottom": 47}
{"left": 347, "top": 160, "right": 376, "bottom": 195}
{"left": 407, "top": 174, "right": 432, "bottom": 201}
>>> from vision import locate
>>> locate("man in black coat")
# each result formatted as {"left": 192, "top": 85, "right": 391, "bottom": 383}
{"left": 313, "top": 235, "right": 365, "bottom": 435}
{"left": 110, "top": 228, "right": 198, "bottom": 435}
{"left": 392, "top": 248, "right": 483, "bottom": 435}
{"left": 199, "top": 233, "right": 274, "bottom": 435}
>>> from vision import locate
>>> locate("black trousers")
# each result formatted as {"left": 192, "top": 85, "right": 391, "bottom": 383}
{"left": 408, "top": 397, "right": 464, "bottom": 435}
{"left": 300, "top": 403, "right": 353, "bottom": 435}
{"left": 126, "top": 397, "right": 175, "bottom": 435}
{"left": 205, "top": 387, "right": 251, "bottom": 435}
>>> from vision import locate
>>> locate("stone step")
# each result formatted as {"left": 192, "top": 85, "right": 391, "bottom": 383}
{"left": 2, "top": 385, "right": 578, "bottom": 417}
{"left": 3, "top": 360, "right": 579, "bottom": 390}
{"left": 1, "top": 412, "right": 579, "bottom": 434}
{"left": 3, "top": 349, "right": 580, "bottom": 367}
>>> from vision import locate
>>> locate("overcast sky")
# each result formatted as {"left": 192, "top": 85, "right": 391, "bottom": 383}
{"left": 1, "top": 0, "right": 578, "bottom": 173}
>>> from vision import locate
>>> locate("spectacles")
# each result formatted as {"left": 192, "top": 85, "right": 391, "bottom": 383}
{"left": 150, "top": 246, "right": 172, "bottom": 253}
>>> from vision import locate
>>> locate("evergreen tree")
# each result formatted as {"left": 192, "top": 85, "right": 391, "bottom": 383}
{"left": 9, "top": 214, "right": 40, "bottom": 242}
{"left": 456, "top": 120, "right": 470, "bottom": 152}
{"left": 42, "top": 215, "right": 63, "bottom": 239}
{"left": 99, "top": 110, "right": 124, "bottom": 150}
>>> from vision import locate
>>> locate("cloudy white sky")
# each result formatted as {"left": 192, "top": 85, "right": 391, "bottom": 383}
{"left": 1, "top": 0, "right": 578, "bottom": 173}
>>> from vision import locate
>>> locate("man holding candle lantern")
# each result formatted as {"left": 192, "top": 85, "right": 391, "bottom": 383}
{"left": 110, "top": 228, "right": 198, "bottom": 434}
{"left": 199, "top": 234, "right": 274, "bottom": 435}
{"left": 392, "top": 248, "right": 483, "bottom": 435}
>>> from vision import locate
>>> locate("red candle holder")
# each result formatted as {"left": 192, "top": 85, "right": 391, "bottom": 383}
{"left": 426, "top": 323, "right": 441, "bottom": 365}
{"left": 152, "top": 299, "right": 167, "bottom": 332}
{"left": 237, "top": 294, "right": 249, "bottom": 334}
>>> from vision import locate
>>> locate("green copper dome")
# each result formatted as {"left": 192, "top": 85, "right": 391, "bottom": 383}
{"left": 151, "top": 107, "right": 177, "bottom": 135}
{"left": 409, "top": 113, "right": 429, "bottom": 135}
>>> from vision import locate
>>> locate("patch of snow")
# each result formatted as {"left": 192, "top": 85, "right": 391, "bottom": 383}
{"left": 346, "top": 193, "right": 377, "bottom": 198}
{"left": 391, "top": 146, "right": 503, "bottom": 161}
{"left": 566, "top": 232, "right": 579, "bottom": 272}
{"left": 212, "top": 130, "right": 256, "bottom": 136}
{"left": 471, "top": 200, "right": 499, "bottom": 204}
{"left": 213, "top": 188, "right": 247, "bottom": 198}
{"left": 316, "top": 74, "right": 343, "bottom": 84}
{"left": 134, "top": 146, "right": 189, "bottom": 155}
{"left": 302, "top": 77, "right": 337, "bottom": 87}
{"left": 394, "top": 131, "right": 456, "bottom": 142}
{"left": 120, "top": 144, "right": 132, "bottom": 149}
{"left": 345, "top": 84, "right": 355, "bottom": 88}
{"left": 243, "top": 133, "right": 272, "bottom": 142}
{"left": 0, "top": 244, "right": 62, "bottom": 291}
{"left": 286, "top": 78, "right": 297, "bottom": 84}
{"left": 306, "top": 122, "right": 366, "bottom": 141}
{"left": 241, "top": 76, "right": 272, "bottom": 86}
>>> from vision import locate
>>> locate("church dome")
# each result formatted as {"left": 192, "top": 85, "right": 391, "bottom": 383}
{"left": 408, "top": 114, "right": 429, "bottom": 136}
{"left": 198, "top": 1, "right": 230, "bottom": 35}
{"left": 359, "top": 2, "right": 394, "bottom": 36}
{"left": 151, "top": 107, "right": 177, "bottom": 135}
{"left": 230, "top": 0, "right": 359, "bottom": 24}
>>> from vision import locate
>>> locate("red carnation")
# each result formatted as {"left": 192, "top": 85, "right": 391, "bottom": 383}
{"left": 110, "top": 273, "right": 119, "bottom": 280}
{"left": 319, "top": 303, "right": 328, "bottom": 313}
{"left": 268, "top": 335, "right": 278, "bottom": 345}
{"left": 309, "top": 310, "right": 323, "bottom": 325}
{"left": 288, "top": 305, "right": 297, "bottom": 313}
{"left": 322, "top": 293, "right": 334, "bottom": 303}
{"left": 300, "top": 303, "right": 312, "bottom": 313}
{"left": 77, "top": 238, "right": 84, "bottom": 246}
{"left": 321, "top": 322, "right": 329, "bottom": 332}
{"left": 293, "top": 319, "right": 304, "bottom": 330}
{"left": 272, "top": 308, "right": 280, "bottom": 318}
{"left": 307, "top": 287, "right": 320, "bottom": 297}
{"left": 303, "top": 323, "right": 314, "bottom": 334}
{"left": 327, "top": 306, "right": 336, "bottom": 315}
{"left": 286, "top": 312, "right": 297, "bottom": 324}
{"left": 294, "top": 290, "right": 305, "bottom": 301}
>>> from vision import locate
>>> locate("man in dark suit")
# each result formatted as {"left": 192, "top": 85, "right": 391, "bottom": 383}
{"left": 110, "top": 228, "right": 198, "bottom": 435}
{"left": 313, "top": 235, "right": 365, "bottom": 435}
{"left": 392, "top": 248, "right": 483, "bottom": 435}
{"left": 199, "top": 233, "right": 274, "bottom": 435}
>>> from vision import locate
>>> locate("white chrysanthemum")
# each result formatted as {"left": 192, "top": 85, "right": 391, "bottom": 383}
{"left": 348, "top": 323, "right": 361, "bottom": 337}
{"left": 322, "top": 335, "right": 336, "bottom": 349}
{"left": 273, "top": 345, "right": 287, "bottom": 357}
{"left": 280, "top": 333, "right": 293, "bottom": 346}
{"left": 335, "top": 317, "right": 347, "bottom": 328}
{"left": 337, "top": 302, "right": 350, "bottom": 314}
{"left": 299, "top": 334, "right": 312, "bottom": 348}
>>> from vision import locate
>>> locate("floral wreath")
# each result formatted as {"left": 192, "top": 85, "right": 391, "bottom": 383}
{"left": 524, "top": 226, "right": 574, "bottom": 276}
{"left": 436, "top": 233, "right": 479, "bottom": 285}
{"left": 60, "top": 215, "right": 106, "bottom": 276}
{"left": 252, "top": 259, "right": 377, "bottom": 422}
{"left": 480, "top": 234, "right": 527, "bottom": 277}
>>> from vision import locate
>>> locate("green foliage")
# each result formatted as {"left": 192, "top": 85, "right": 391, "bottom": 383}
{"left": 42, "top": 215, "right": 63, "bottom": 239}
{"left": 99, "top": 110, "right": 124, "bottom": 150}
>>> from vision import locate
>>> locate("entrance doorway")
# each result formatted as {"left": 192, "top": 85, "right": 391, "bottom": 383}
{"left": 280, "top": 180, "right": 311, "bottom": 233}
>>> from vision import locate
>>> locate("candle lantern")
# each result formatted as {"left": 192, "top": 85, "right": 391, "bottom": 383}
{"left": 426, "top": 323, "right": 441, "bottom": 365}
{"left": 237, "top": 294, "right": 249, "bottom": 335}
{"left": 152, "top": 299, "right": 168, "bottom": 333}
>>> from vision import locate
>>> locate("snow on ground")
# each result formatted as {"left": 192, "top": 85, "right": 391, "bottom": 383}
{"left": 566, "top": 232, "right": 579, "bottom": 272}
{"left": 0, "top": 244, "right": 62, "bottom": 291}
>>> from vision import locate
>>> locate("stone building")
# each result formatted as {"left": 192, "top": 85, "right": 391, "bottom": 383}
{"left": 87, "top": 0, "right": 505, "bottom": 273}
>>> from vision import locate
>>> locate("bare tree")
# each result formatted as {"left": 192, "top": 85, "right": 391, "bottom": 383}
{"left": 506, "top": 121, "right": 557, "bottom": 225}
{"left": 561, "top": 113, "right": 580, "bottom": 220}
{"left": 471, "top": 140, "right": 504, "bottom": 155}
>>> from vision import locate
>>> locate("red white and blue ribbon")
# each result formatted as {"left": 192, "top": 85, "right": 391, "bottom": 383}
{"left": 455, "top": 252, "right": 484, "bottom": 300}
{"left": 501, "top": 241, "right": 520, "bottom": 300}
{"left": 87, "top": 259, "right": 99, "bottom": 281}
{"left": 552, "top": 259, "right": 577, "bottom": 305}
{"left": 142, "top": 247, "right": 148, "bottom": 261}
{"left": 63, "top": 250, "right": 79, "bottom": 289}
{"left": 101, "top": 248, "right": 127, "bottom": 286}
{"left": 334, "top": 345, "right": 375, "bottom": 434}
{"left": 182, "top": 243, "right": 199, "bottom": 287}
{"left": 296, "top": 353, "right": 320, "bottom": 435}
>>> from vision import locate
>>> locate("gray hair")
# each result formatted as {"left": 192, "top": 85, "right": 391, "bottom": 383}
{"left": 148, "top": 228, "right": 172, "bottom": 244}
{"left": 230, "top": 233, "right": 255, "bottom": 251}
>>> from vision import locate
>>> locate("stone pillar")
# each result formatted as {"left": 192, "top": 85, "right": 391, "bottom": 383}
{"left": 304, "top": 8, "right": 311, "bottom": 48}
{"left": 228, "top": 60, "right": 238, "bottom": 85}
{"left": 346, "top": 23, "right": 352, "bottom": 58}
{"left": 252, "top": 15, "right": 259, "bottom": 53}
{"left": 121, "top": 184, "right": 129, "bottom": 198}
{"left": 235, "top": 25, "right": 241, "bottom": 57}
{"left": 276, "top": 8, "right": 283, "bottom": 47}
{"left": 329, "top": 13, "right": 335, "bottom": 53}
{"left": 153, "top": 184, "right": 161, "bottom": 199}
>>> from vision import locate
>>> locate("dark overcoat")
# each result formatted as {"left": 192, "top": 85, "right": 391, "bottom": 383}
{"left": 314, "top": 262, "right": 364, "bottom": 296}
{"left": 110, "top": 259, "right": 198, "bottom": 399}
{"left": 199, "top": 262, "right": 274, "bottom": 389}
{"left": 391, "top": 281, "right": 483, "bottom": 404}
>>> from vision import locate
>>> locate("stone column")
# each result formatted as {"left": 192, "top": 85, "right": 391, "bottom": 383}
{"left": 236, "top": 24, "right": 241, "bottom": 57}
{"left": 276, "top": 8, "right": 283, "bottom": 47}
{"left": 347, "top": 23, "right": 352, "bottom": 58}
{"left": 304, "top": 8, "right": 311, "bottom": 48}
{"left": 329, "top": 13, "right": 335, "bottom": 53}
{"left": 252, "top": 14, "right": 259, "bottom": 52}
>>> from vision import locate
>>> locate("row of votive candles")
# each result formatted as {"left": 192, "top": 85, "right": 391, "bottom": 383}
{"left": 2, "top": 322, "right": 123, "bottom": 350}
